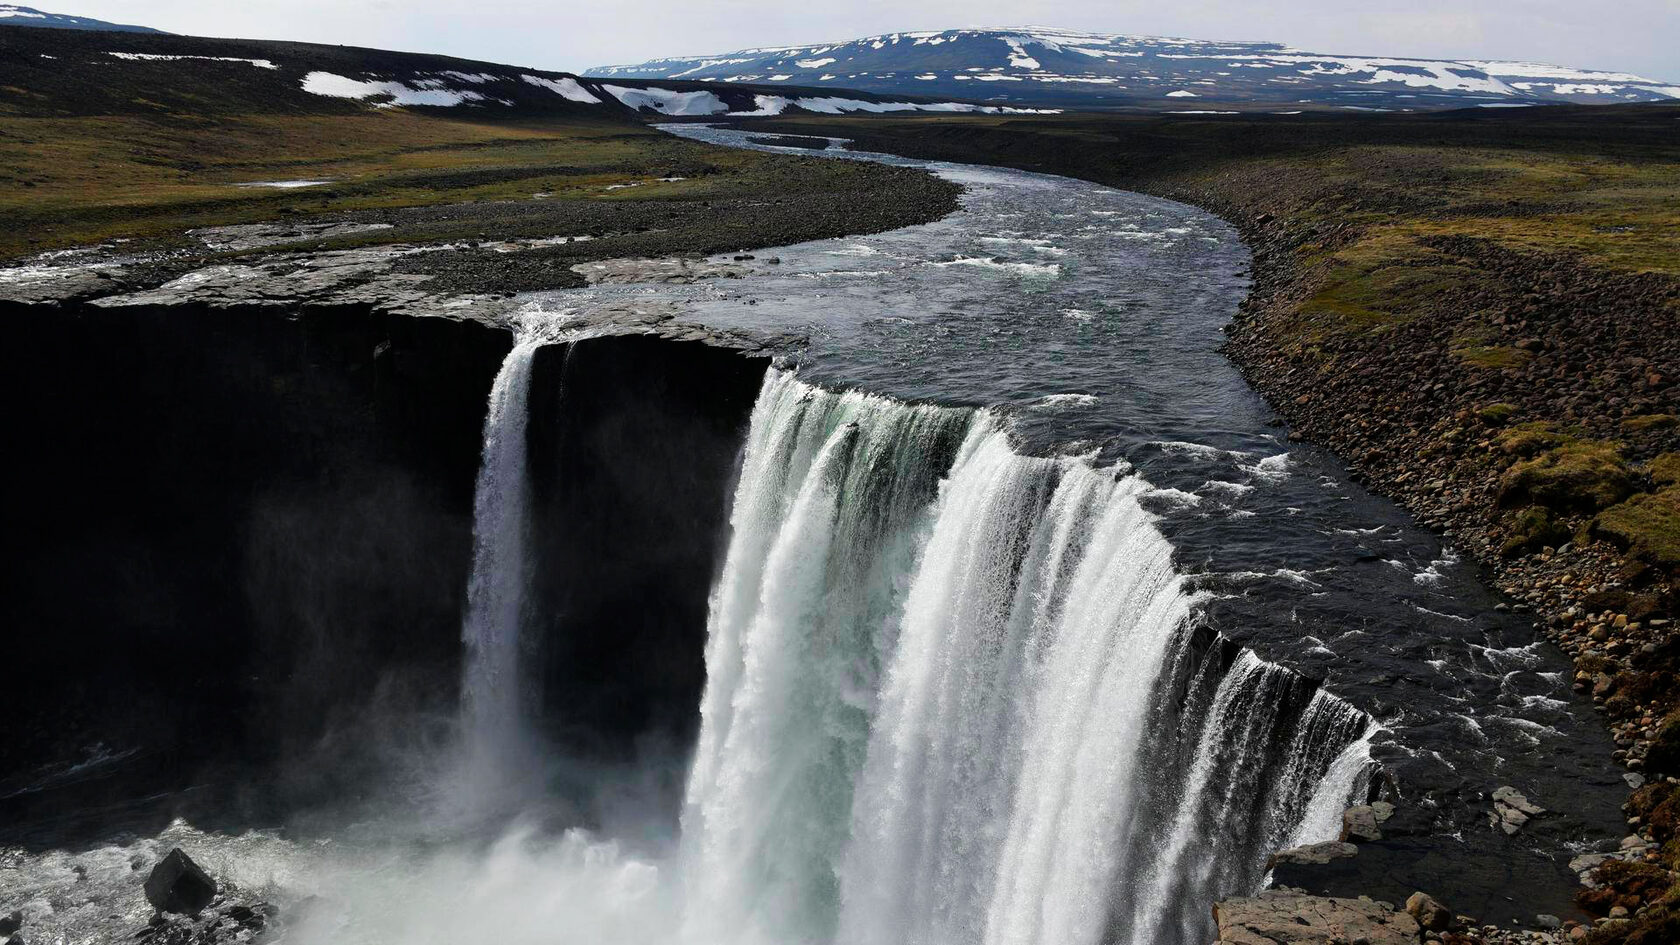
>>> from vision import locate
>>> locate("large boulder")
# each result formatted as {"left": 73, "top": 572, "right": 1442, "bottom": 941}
{"left": 1404, "top": 891, "right": 1453, "bottom": 931}
{"left": 1214, "top": 891, "right": 1421, "bottom": 944}
{"left": 1341, "top": 805, "right": 1384, "bottom": 843}
{"left": 1267, "top": 841, "right": 1359, "bottom": 870}
{"left": 143, "top": 849, "right": 216, "bottom": 916}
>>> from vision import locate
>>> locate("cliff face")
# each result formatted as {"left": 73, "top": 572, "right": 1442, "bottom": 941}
{"left": 1, "top": 300, "right": 765, "bottom": 833}
{"left": 3, "top": 302, "right": 509, "bottom": 814}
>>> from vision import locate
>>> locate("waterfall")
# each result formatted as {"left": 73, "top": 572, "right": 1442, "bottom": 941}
{"left": 457, "top": 332, "right": 557, "bottom": 810}
{"left": 1286, "top": 710, "right": 1381, "bottom": 848}
{"left": 681, "top": 368, "right": 1377, "bottom": 945}
{"left": 681, "top": 371, "right": 971, "bottom": 943}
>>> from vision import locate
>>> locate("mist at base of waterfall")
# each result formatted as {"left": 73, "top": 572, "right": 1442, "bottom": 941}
{"left": 0, "top": 735, "right": 708, "bottom": 945}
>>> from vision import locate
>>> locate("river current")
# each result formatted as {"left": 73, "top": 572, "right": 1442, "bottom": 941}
{"left": 0, "top": 122, "right": 1624, "bottom": 945}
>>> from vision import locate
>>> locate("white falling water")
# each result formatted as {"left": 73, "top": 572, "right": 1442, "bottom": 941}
{"left": 682, "top": 368, "right": 1375, "bottom": 945}
{"left": 1287, "top": 714, "right": 1381, "bottom": 848}
{"left": 458, "top": 332, "right": 547, "bottom": 811}
{"left": 682, "top": 370, "right": 969, "bottom": 944}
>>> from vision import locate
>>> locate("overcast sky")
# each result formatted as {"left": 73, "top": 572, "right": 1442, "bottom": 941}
{"left": 64, "top": 1, "right": 1680, "bottom": 80}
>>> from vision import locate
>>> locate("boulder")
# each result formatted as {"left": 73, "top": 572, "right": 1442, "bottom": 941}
{"left": 1214, "top": 891, "right": 1421, "bottom": 944}
{"left": 1492, "top": 786, "right": 1545, "bottom": 816}
{"left": 1341, "top": 805, "right": 1384, "bottom": 842}
{"left": 143, "top": 849, "right": 217, "bottom": 916}
{"left": 0, "top": 913, "right": 19, "bottom": 937}
{"left": 1404, "top": 891, "right": 1453, "bottom": 931}
{"left": 1267, "top": 841, "right": 1359, "bottom": 870}
{"left": 1491, "top": 786, "right": 1545, "bottom": 835}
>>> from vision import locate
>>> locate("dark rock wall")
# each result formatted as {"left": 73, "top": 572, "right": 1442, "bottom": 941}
{"left": 2, "top": 303, "right": 511, "bottom": 818}
{"left": 2, "top": 303, "right": 764, "bottom": 836}
{"left": 526, "top": 336, "right": 767, "bottom": 757}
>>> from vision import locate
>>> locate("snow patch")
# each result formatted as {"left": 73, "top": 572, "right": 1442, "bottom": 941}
{"left": 521, "top": 75, "right": 601, "bottom": 103}
{"left": 301, "top": 72, "right": 494, "bottom": 107}
{"left": 109, "top": 52, "right": 276, "bottom": 69}
{"left": 600, "top": 84, "right": 728, "bottom": 116}
{"left": 232, "top": 179, "right": 333, "bottom": 189}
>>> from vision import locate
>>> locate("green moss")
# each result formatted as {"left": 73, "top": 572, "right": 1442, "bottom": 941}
{"left": 1499, "top": 438, "right": 1634, "bottom": 512}
{"left": 1477, "top": 403, "right": 1521, "bottom": 426}
{"left": 1496, "top": 422, "right": 1569, "bottom": 457}
{"left": 1623, "top": 414, "right": 1679, "bottom": 434}
{"left": 1583, "top": 905, "right": 1680, "bottom": 945}
{"left": 1594, "top": 487, "right": 1680, "bottom": 570}
{"left": 1651, "top": 453, "right": 1680, "bottom": 488}
{"left": 1297, "top": 237, "right": 1475, "bottom": 340}
{"left": 1501, "top": 506, "right": 1570, "bottom": 557}
{"left": 1452, "top": 326, "right": 1535, "bottom": 371}
{"left": 1455, "top": 343, "right": 1533, "bottom": 370}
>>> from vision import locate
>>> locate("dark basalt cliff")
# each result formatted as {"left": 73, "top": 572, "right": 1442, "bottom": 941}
{"left": 1, "top": 299, "right": 765, "bottom": 841}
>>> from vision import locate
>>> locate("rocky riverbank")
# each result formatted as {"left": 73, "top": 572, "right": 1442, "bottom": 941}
{"left": 729, "top": 107, "right": 1680, "bottom": 942}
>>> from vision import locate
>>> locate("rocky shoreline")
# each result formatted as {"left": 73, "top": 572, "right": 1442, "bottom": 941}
{"left": 729, "top": 111, "right": 1679, "bottom": 943}
{"left": 715, "top": 108, "right": 1673, "bottom": 934}
{"left": 1204, "top": 177, "right": 1679, "bottom": 945}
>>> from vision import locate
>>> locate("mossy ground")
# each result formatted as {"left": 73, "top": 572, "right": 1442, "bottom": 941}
{"left": 0, "top": 110, "right": 952, "bottom": 263}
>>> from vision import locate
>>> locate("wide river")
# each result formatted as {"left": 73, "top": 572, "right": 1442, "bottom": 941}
{"left": 532, "top": 121, "right": 1628, "bottom": 913}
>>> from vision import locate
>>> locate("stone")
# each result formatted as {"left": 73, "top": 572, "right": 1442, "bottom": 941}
{"left": 1370, "top": 801, "right": 1396, "bottom": 823}
{"left": 1492, "top": 786, "right": 1546, "bottom": 833}
{"left": 143, "top": 849, "right": 217, "bottom": 916}
{"left": 1341, "top": 805, "right": 1384, "bottom": 842}
{"left": 1570, "top": 853, "right": 1612, "bottom": 877}
{"left": 1535, "top": 914, "right": 1562, "bottom": 929}
{"left": 0, "top": 913, "right": 18, "bottom": 937}
{"left": 1593, "top": 673, "right": 1616, "bottom": 698}
{"left": 1405, "top": 891, "right": 1453, "bottom": 932}
{"left": 1266, "top": 841, "right": 1359, "bottom": 869}
{"left": 1492, "top": 786, "right": 1545, "bottom": 816}
{"left": 1214, "top": 891, "right": 1421, "bottom": 944}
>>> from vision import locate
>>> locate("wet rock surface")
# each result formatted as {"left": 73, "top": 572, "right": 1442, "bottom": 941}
{"left": 1214, "top": 890, "right": 1422, "bottom": 944}
{"left": 143, "top": 849, "right": 216, "bottom": 916}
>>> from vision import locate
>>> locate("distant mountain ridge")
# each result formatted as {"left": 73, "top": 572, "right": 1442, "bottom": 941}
{"left": 0, "top": 26, "right": 1042, "bottom": 121}
{"left": 591, "top": 26, "right": 1680, "bottom": 111}
{"left": 0, "top": 4, "right": 164, "bottom": 33}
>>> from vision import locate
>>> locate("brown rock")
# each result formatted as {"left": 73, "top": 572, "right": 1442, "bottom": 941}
{"left": 1404, "top": 891, "right": 1453, "bottom": 931}
{"left": 1214, "top": 891, "right": 1421, "bottom": 944}
{"left": 1341, "top": 805, "right": 1384, "bottom": 843}
{"left": 1267, "top": 840, "right": 1359, "bottom": 870}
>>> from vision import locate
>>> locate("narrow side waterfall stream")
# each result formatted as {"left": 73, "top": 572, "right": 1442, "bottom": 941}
{"left": 1, "top": 126, "right": 1628, "bottom": 945}
{"left": 459, "top": 336, "right": 541, "bottom": 807}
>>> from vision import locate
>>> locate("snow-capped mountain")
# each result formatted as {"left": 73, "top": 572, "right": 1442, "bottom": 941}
{"left": 1, "top": 25, "right": 1040, "bottom": 121}
{"left": 0, "top": 4, "right": 163, "bottom": 33}
{"left": 591, "top": 27, "right": 1680, "bottom": 111}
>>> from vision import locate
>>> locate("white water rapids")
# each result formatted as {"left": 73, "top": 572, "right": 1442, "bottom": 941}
{"left": 449, "top": 359, "right": 1376, "bottom": 945}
